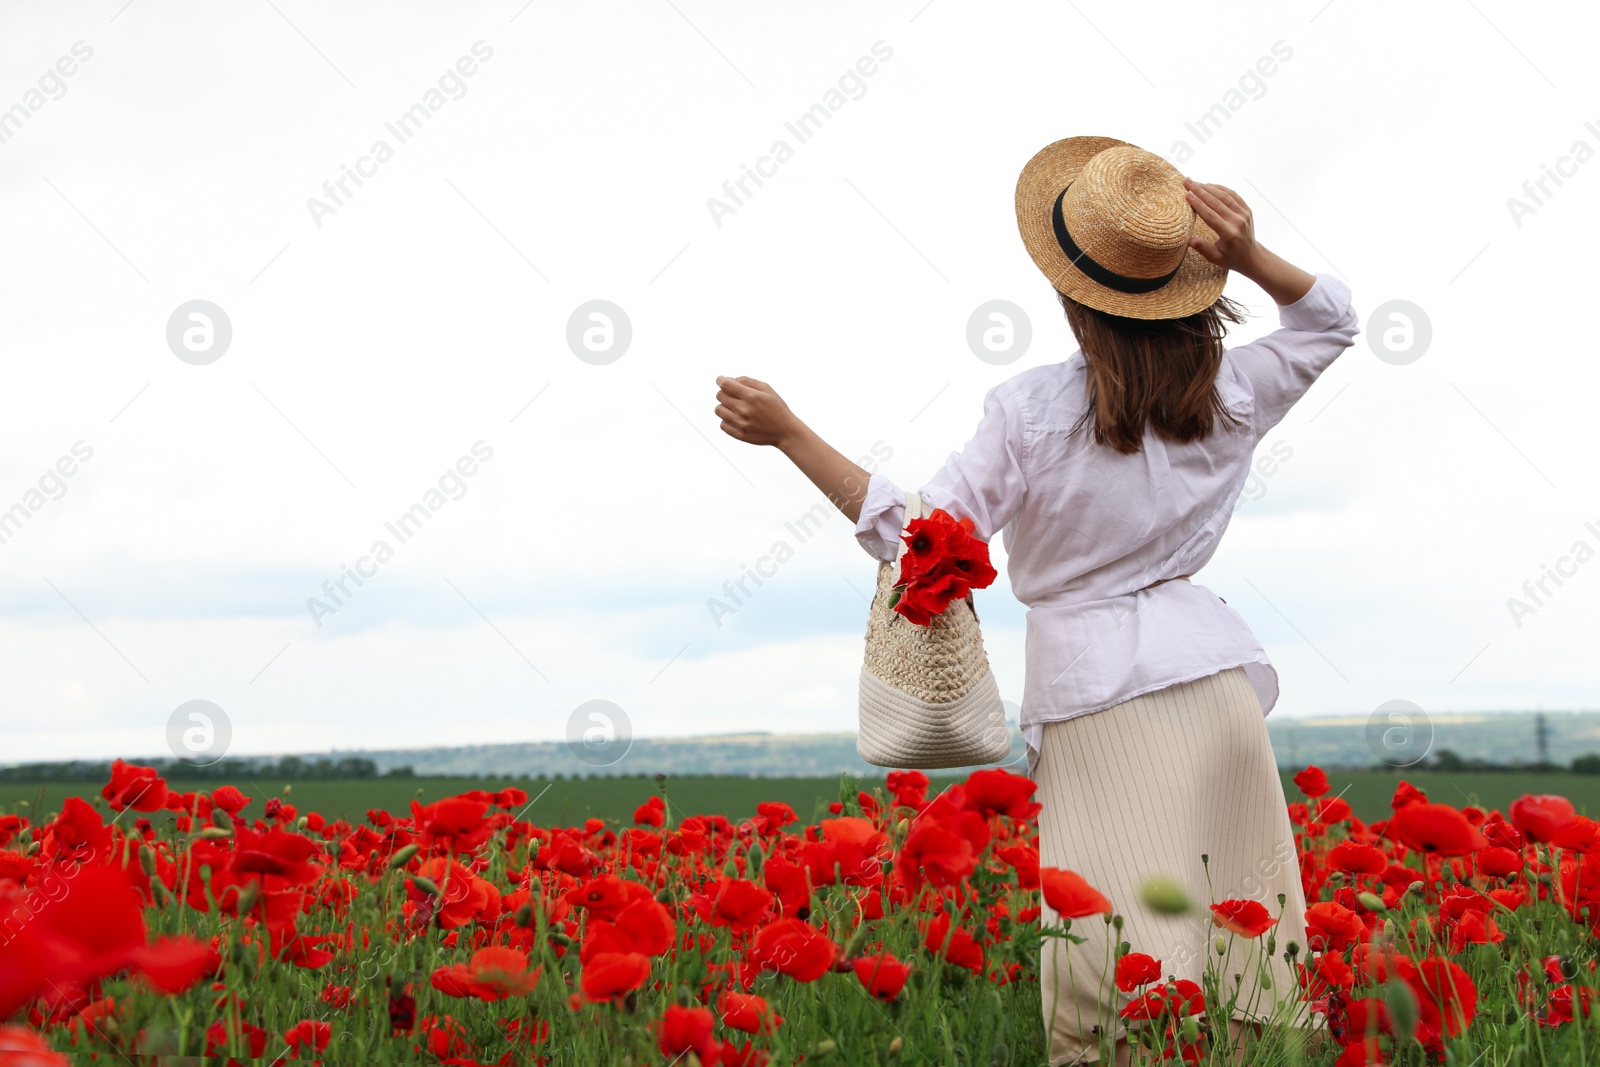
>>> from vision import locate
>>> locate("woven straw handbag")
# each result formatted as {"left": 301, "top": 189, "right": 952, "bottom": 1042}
{"left": 857, "top": 490, "right": 1011, "bottom": 769}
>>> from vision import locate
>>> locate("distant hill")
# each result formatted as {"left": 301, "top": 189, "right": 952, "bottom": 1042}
{"left": 7, "top": 710, "right": 1598, "bottom": 782}
{"left": 328, "top": 709, "right": 1600, "bottom": 778}
{"left": 342, "top": 730, "right": 1032, "bottom": 779}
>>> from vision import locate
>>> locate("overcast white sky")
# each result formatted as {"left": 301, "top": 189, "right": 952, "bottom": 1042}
{"left": 1, "top": 0, "right": 1596, "bottom": 765}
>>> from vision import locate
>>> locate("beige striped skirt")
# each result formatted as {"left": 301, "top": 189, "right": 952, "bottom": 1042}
{"left": 1035, "top": 666, "right": 1311, "bottom": 1065}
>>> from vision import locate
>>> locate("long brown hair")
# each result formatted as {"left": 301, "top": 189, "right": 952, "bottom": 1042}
{"left": 1057, "top": 291, "right": 1249, "bottom": 455}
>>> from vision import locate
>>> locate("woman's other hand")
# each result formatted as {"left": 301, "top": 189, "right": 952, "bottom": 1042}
{"left": 1183, "top": 177, "right": 1314, "bottom": 306}
{"left": 715, "top": 375, "right": 801, "bottom": 448}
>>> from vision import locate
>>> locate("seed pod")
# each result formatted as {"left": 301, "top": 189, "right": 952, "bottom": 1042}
{"left": 1139, "top": 877, "right": 1191, "bottom": 915}
{"left": 1384, "top": 977, "right": 1418, "bottom": 1040}
{"left": 410, "top": 876, "right": 441, "bottom": 897}
{"left": 235, "top": 881, "right": 260, "bottom": 917}
{"left": 387, "top": 844, "right": 420, "bottom": 869}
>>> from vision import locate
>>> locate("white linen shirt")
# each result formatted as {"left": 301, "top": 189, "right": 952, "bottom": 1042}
{"left": 853, "top": 273, "right": 1359, "bottom": 774}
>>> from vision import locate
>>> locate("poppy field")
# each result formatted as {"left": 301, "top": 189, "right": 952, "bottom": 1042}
{"left": 1, "top": 760, "right": 1599, "bottom": 1065}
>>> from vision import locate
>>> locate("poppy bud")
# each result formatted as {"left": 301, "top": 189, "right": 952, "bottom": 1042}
{"left": 654, "top": 887, "right": 673, "bottom": 904}
{"left": 1111, "top": 914, "right": 1123, "bottom": 930}
{"left": 211, "top": 808, "right": 234, "bottom": 833}
{"left": 1285, "top": 940, "right": 1300, "bottom": 958}
{"left": 1139, "top": 877, "right": 1191, "bottom": 915}
{"left": 283, "top": 784, "right": 292, "bottom": 795}
{"left": 1357, "top": 892, "right": 1387, "bottom": 913}
{"left": 387, "top": 844, "right": 420, "bottom": 869}
{"left": 1382, "top": 918, "right": 1398, "bottom": 941}
{"left": 1406, "top": 880, "right": 1425, "bottom": 896}
{"left": 514, "top": 903, "right": 535, "bottom": 928}
{"left": 1179, "top": 1015, "right": 1201, "bottom": 1044}
{"left": 888, "top": 1036, "right": 903, "bottom": 1057}
{"left": 676, "top": 984, "right": 693, "bottom": 1006}
{"left": 296, "top": 816, "right": 308, "bottom": 831}
{"left": 813, "top": 1040, "right": 837, "bottom": 1057}
{"left": 24, "top": 840, "right": 40, "bottom": 857}
{"left": 152, "top": 880, "right": 173, "bottom": 906}
{"left": 411, "top": 876, "right": 441, "bottom": 897}
{"left": 139, "top": 847, "right": 156, "bottom": 876}
{"left": 1385, "top": 977, "right": 1418, "bottom": 1039}
{"left": 1266, "top": 934, "right": 1277, "bottom": 956}
{"left": 235, "top": 881, "right": 260, "bottom": 917}
{"left": 198, "top": 826, "right": 232, "bottom": 840}
{"left": 549, "top": 930, "right": 572, "bottom": 946}
{"left": 1215, "top": 936, "right": 1227, "bottom": 956}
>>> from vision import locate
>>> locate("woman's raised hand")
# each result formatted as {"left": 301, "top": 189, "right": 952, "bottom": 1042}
{"left": 715, "top": 375, "right": 802, "bottom": 448}
{"left": 1183, "top": 178, "right": 1260, "bottom": 273}
{"left": 1183, "top": 177, "right": 1315, "bottom": 307}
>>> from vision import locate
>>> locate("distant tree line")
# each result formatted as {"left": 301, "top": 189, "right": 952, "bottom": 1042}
{"left": 0, "top": 756, "right": 418, "bottom": 784}
{"left": 1382, "top": 749, "right": 1600, "bottom": 775}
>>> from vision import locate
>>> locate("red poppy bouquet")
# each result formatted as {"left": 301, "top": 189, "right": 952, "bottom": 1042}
{"left": 885, "top": 507, "right": 998, "bottom": 626}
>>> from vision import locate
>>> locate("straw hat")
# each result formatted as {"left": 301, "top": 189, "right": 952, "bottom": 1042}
{"left": 1015, "top": 136, "right": 1228, "bottom": 319}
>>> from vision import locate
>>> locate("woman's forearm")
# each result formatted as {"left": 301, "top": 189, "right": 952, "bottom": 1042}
{"left": 1240, "top": 245, "right": 1316, "bottom": 307}
{"left": 778, "top": 422, "right": 872, "bottom": 524}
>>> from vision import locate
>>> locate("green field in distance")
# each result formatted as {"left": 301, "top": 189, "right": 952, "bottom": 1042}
{"left": 1, "top": 769, "right": 1595, "bottom": 828}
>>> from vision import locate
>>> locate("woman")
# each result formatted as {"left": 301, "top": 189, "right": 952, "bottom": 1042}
{"left": 714, "top": 136, "right": 1357, "bottom": 1064}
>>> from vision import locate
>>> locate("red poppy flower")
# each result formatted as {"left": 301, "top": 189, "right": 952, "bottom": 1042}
{"left": 1509, "top": 794, "right": 1577, "bottom": 844}
{"left": 633, "top": 796, "right": 666, "bottom": 827}
{"left": 1293, "top": 765, "right": 1330, "bottom": 798}
{"left": 1390, "top": 802, "right": 1487, "bottom": 857}
{"left": 923, "top": 912, "right": 984, "bottom": 973}
{"left": 1390, "top": 781, "right": 1428, "bottom": 810}
{"left": 1210, "top": 899, "right": 1277, "bottom": 938}
{"left": 1478, "top": 845, "right": 1524, "bottom": 878}
{"left": 1325, "top": 841, "right": 1388, "bottom": 875}
{"left": 579, "top": 952, "right": 651, "bottom": 1002}
{"left": 210, "top": 784, "right": 250, "bottom": 815}
{"left": 101, "top": 759, "right": 169, "bottom": 813}
{"left": 1040, "top": 868, "right": 1112, "bottom": 919}
{"left": 961, "top": 768, "right": 1041, "bottom": 820}
{"left": 717, "top": 991, "right": 782, "bottom": 1034}
{"left": 1305, "top": 901, "right": 1364, "bottom": 952}
{"left": 284, "top": 1019, "right": 331, "bottom": 1056}
{"left": 1406, "top": 955, "right": 1478, "bottom": 1041}
{"left": 430, "top": 946, "right": 542, "bottom": 1001}
{"left": 657, "top": 1006, "right": 723, "bottom": 1065}
{"left": 853, "top": 952, "right": 912, "bottom": 1000}
{"left": 409, "top": 795, "right": 493, "bottom": 856}
{"left": 750, "top": 919, "right": 838, "bottom": 982}
{"left": 712, "top": 878, "right": 776, "bottom": 933}
{"left": 0, "top": 1026, "right": 70, "bottom": 1067}
{"left": 1115, "top": 952, "right": 1162, "bottom": 992}
{"left": 753, "top": 801, "right": 797, "bottom": 835}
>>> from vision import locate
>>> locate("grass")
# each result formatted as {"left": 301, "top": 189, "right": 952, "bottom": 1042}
{"left": 2, "top": 767, "right": 1596, "bottom": 827}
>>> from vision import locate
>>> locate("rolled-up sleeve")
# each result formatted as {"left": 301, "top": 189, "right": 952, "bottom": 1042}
{"left": 853, "top": 384, "right": 1028, "bottom": 563}
{"left": 1228, "top": 273, "right": 1360, "bottom": 438}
